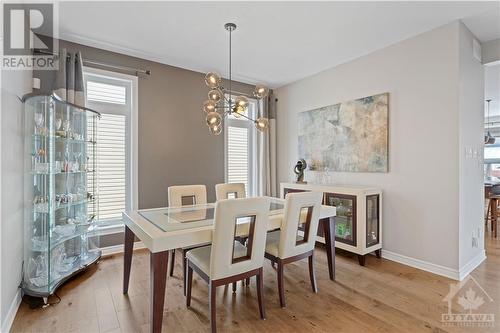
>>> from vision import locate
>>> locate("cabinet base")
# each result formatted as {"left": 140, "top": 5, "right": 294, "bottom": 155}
{"left": 357, "top": 249, "right": 382, "bottom": 266}
{"left": 22, "top": 250, "right": 101, "bottom": 298}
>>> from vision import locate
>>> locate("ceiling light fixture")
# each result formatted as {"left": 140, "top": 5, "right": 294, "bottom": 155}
{"left": 202, "top": 23, "right": 269, "bottom": 135}
{"left": 485, "top": 99, "right": 495, "bottom": 145}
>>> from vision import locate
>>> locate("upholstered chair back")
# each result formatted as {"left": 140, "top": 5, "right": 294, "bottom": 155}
{"left": 210, "top": 197, "right": 269, "bottom": 280}
{"left": 279, "top": 192, "right": 323, "bottom": 259}
{"left": 215, "top": 183, "right": 246, "bottom": 201}
{"left": 168, "top": 185, "right": 207, "bottom": 207}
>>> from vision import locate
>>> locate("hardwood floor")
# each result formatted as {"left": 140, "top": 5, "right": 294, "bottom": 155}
{"left": 11, "top": 233, "right": 500, "bottom": 333}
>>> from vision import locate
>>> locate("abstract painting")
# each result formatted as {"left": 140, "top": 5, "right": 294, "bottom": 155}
{"left": 298, "top": 93, "right": 388, "bottom": 172}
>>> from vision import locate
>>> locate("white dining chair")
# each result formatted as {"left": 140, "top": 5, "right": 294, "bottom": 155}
{"left": 167, "top": 184, "right": 208, "bottom": 294}
{"left": 185, "top": 197, "right": 269, "bottom": 333}
{"left": 264, "top": 191, "right": 323, "bottom": 308}
{"left": 215, "top": 182, "right": 246, "bottom": 200}
{"left": 215, "top": 182, "right": 248, "bottom": 291}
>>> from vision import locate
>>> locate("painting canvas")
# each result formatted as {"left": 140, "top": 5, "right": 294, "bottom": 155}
{"left": 298, "top": 93, "right": 388, "bottom": 172}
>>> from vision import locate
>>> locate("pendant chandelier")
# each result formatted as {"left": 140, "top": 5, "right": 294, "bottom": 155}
{"left": 485, "top": 99, "right": 495, "bottom": 145}
{"left": 202, "top": 23, "right": 269, "bottom": 135}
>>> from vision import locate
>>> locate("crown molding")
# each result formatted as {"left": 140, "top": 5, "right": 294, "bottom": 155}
{"left": 59, "top": 32, "right": 263, "bottom": 86}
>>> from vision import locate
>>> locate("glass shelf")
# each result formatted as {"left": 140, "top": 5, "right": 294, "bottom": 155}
{"left": 30, "top": 170, "right": 95, "bottom": 175}
{"left": 31, "top": 223, "right": 98, "bottom": 252}
{"left": 34, "top": 199, "right": 95, "bottom": 214}
{"left": 23, "top": 93, "right": 101, "bottom": 298}
{"left": 32, "top": 133, "right": 96, "bottom": 145}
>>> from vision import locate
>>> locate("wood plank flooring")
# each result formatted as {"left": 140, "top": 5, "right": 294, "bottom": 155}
{"left": 11, "top": 232, "right": 500, "bottom": 333}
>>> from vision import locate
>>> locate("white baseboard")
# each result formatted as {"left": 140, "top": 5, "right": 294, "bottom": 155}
{"left": 1, "top": 289, "right": 22, "bottom": 333}
{"left": 458, "top": 250, "right": 486, "bottom": 281}
{"left": 382, "top": 249, "right": 460, "bottom": 280}
{"left": 100, "top": 241, "right": 145, "bottom": 257}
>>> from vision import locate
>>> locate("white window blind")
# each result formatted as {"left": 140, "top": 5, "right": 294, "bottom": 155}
{"left": 85, "top": 74, "right": 129, "bottom": 225}
{"left": 88, "top": 113, "right": 126, "bottom": 221}
{"left": 227, "top": 126, "right": 249, "bottom": 195}
{"left": 87, "top": 81, "right": 126, "bottom": 105}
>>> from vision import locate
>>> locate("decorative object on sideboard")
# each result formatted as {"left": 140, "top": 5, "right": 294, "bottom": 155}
{"left": 298, "top": 93, "right": 389, "bottom": 172}
{"left": 485, "top": 99, "right": 495, "bottom": 145}
{"left": 294, "top": 159, "right": 307, "bottom": 183}
{"left": 202, "top": 23, "right": 269, "bottom": 135}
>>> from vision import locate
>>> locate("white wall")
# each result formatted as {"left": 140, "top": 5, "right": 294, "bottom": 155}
{"left": 0, "top": 68, "right": 32, "bottom": 330}
{"left": 458, "top": 23, "right": 485, "bottom": 275}
{"left": 276, "top": 21, "right": 484, "bottom": 278}
{"left": 482, "top": 38, "right": 500, "bottom": 65}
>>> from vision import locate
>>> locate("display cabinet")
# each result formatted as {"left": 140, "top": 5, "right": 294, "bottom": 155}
{"left": 281, "top": 183, "right": 382, "bottom": 266}
{"left": 22, "top": 93, "right": 101, "bottom": 301}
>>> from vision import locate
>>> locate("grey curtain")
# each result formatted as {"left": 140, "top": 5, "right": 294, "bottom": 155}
{"left": 53, "top": 48, "right": 86, "bottom": 106}
{"left": 256, "top": 92, "right": 278, "bottom": 197}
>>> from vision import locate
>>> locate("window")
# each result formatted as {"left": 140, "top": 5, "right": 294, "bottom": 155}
{"left": 225, "top": 96, "right": 258, "bottom": 196}
{"left": 84, "top": 68, "right": 137, "bottom": 228}
{"left": 485, "top": 140, "right": 500, "bottom": 180}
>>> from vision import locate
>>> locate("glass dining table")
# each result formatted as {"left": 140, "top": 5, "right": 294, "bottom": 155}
{"left": 122, "top": 196, "right": 337, "bottom": 333}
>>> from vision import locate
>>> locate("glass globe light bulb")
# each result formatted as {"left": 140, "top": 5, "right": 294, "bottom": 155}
{"left": 253, "top": 85, "right": 269, "bottom": 99}
{"left": 255, "top": 117, "right": 269, "bottom": 132}
{"left": 203, "top": 100, "right": 217, "bottom": 113}
{"left": 209, "top": 124, "right": 222, "bottom": 135}
{"left": 205, "top": 72, "right": 221, "bottom": 88}
{"left": 208, "top": 89, "right": 222, "bottom": 102}
{"left": 206, "top": 111, "right": 221, "bottom": 127}
{"left": 232, "top": 105, "right": 245, "bottom": 118}
{"left": 235, "top": 95, "right": 248, "bottom": 108}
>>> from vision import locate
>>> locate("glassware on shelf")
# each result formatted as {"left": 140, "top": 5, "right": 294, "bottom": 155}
{"left": 34, "top": 111, "right": 44, "bottom": 135}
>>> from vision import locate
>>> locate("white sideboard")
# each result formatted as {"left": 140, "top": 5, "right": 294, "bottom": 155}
{"left": 280, "top": 183, "right": 383, "bottom": 266}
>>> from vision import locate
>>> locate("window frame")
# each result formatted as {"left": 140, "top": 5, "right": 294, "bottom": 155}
{"left": 83, "top": 67, "right": 138, "bottom": 232}
{"left": 223, "top": 95, "right": 258, "bottom": 197}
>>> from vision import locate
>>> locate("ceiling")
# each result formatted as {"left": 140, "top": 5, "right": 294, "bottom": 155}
{"left": 59, "top": 1, "right": 500, "bottom": 88}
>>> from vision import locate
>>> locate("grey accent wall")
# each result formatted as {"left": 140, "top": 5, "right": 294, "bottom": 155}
{"left": 37, "top": 40, "right": 254, "bottom": 208}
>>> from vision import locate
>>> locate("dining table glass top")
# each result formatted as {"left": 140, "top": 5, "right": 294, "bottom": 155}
{"left": 138, "top": 197, "right": 285, "bottom": 232}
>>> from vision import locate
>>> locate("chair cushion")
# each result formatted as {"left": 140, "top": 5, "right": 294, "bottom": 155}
{"left": 186, "top": 241, "right": 249, "bottom": 277}
{"left": 265, "top": 230, "right": 281, "bottom": 257}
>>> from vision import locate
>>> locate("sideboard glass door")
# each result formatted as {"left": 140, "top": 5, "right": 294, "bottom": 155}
{"left": 324, "top": 193, "right": 357, "bottom": 246}
{"left": 366, "top": 194, "right": 380, "bottom": 247}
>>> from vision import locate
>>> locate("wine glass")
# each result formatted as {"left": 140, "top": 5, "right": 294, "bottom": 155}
{"left": 34, "top": 112, "right": 44, "bottom": 135}
{"left": 55, "top": 118, "right": 62, "bottom": 131}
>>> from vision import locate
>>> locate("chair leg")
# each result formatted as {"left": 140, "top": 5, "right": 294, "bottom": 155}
{"left": 186, "top": 264, "right": 193, "bottom": 308}
{"left": 232, "top": 282, "right": 236, "bottom": 293}
{"left": 246, "top": 277, "right": 250, "bottom": 286}
{"left": 169, "top": 249, "right": 175, "bottom": 277}
{"left": 256, "top": 267, "right": 266, "bottom": 319}
{"left": 277, "top": 261, "right": 286, "bottom": 308}
{"left": 308, "top": 253, "right": 318, "bottom": 293}
{"left": 486, "top": 199, "right": 491, "bottom": 226}
{"left": 183, "top": 250, "right": 187, "bottom": 295}
{"left": 209, "top": 282, "right": 217, "bottom": 333}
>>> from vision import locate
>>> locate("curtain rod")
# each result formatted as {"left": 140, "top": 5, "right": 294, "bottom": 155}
{"left": 34, "top": 49, "right": 151, "bottom": 76}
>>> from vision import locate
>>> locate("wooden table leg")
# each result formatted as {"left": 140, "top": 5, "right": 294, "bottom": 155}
{"left": 150, "top": 251, "right": 169, "bottom": 333}
{"left": 322, "top": 217, "right": 336, "bottom": 280}
{"left": 123, "top": 225, "right": 135, "bottom": 294}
